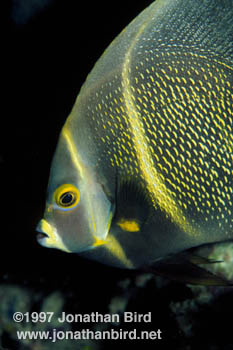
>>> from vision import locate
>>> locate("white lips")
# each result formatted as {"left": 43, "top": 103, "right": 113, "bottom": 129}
{"left": 36, "top": 219, "right": 71, "bottom": 253}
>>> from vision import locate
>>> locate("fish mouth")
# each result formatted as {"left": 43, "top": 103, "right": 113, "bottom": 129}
{"left": 36, "top": 219, "right": 71, "bottom": 252}
{"left": 36, "top": 219, "right": 51, "bottom": 246}
{"left": 37, "top": 231, "right": 49, "bottom": 242}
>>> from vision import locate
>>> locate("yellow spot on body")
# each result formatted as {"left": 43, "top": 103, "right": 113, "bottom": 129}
{"left": 117, "top": 219, "right": 140, "bottom": 232}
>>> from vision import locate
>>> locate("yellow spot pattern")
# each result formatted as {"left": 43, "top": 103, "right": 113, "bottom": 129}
{"left": 130, "top": 50, "right": 233, "bottom": 234}
{"left": 83, "top": 48, "right": 233, "bottom": 237}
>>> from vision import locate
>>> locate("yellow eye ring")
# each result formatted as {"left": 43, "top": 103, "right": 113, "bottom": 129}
{"left": 54, "top": 184, "right": 80, "bottom": 209}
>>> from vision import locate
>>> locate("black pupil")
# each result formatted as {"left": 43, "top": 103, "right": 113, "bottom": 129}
{"left": 61, "top": 192, "right": 74, "bottom": 206}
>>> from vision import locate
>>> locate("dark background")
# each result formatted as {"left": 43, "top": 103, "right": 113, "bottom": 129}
{"left": 2, "top": 1, "right": 233, "bottom": 349}
{"left": 2, "top": 0, "right": 152, "bottom": 275}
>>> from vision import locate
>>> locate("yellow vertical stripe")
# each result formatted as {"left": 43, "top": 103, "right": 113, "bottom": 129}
{"left": 121, "top": 16, "right": 197, "bottom": 237}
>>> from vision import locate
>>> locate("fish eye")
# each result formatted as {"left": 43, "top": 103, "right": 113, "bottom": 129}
{"left": 54, "top": 184, "right": 80, "bottom": 209}
{"left": 60, "top": 192, "right": 75, "bottom": 206}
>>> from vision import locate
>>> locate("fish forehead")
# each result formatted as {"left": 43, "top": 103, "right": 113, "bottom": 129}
{"left": 72, "top": 48, "right": 233, "bottom": 238}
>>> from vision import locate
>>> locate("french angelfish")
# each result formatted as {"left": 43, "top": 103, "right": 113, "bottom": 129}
{"left": 37, "top": 0, "right": 233, "bottom": 285}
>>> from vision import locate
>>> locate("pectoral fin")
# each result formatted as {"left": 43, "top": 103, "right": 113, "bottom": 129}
{"left": 113, "top": 177, "right": 153, "bottom": 232}
{"left": 143, "top": 252, "right": 232, "bottom": 286}
{"left": 177, "top": 251, "right": 223, "bottom": 265}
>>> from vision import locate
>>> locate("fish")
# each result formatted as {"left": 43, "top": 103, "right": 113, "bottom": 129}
{"left": 37, "top": 0, "right": 233, "bottom": 285}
